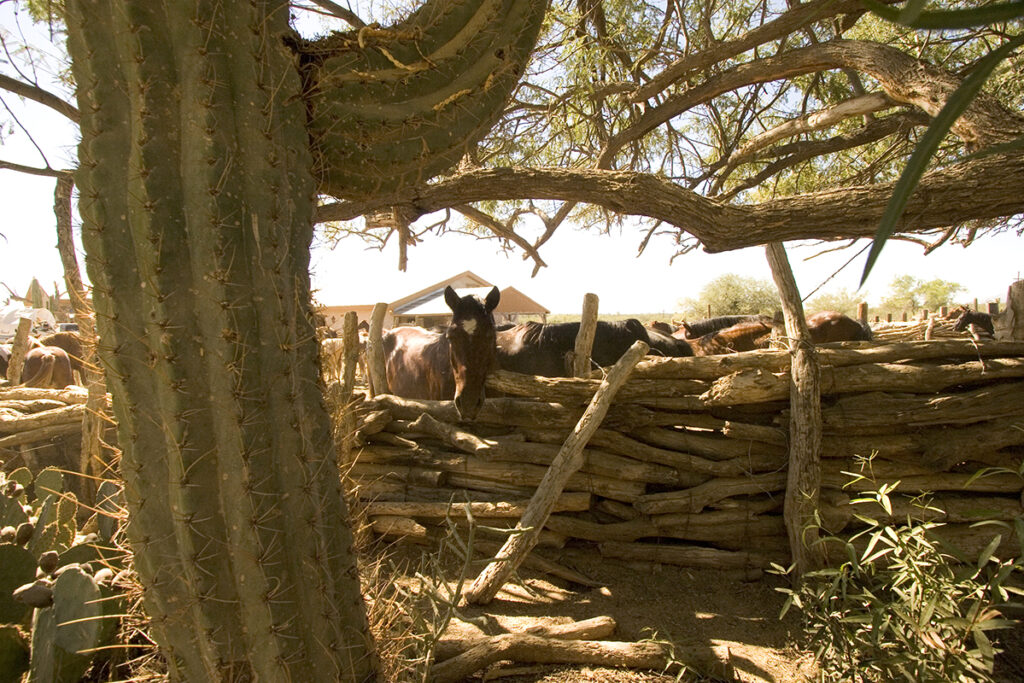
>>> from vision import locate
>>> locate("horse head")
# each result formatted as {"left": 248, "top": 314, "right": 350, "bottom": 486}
{"left": 444, "top": 285, "right": 500, "bottom": 420}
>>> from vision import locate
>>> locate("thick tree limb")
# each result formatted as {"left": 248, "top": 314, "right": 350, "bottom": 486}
{"left": 316, "top": 151, "right": 1024, "bottom": 252}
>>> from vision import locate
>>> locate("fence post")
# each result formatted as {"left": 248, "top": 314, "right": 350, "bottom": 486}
{"left": 856, "top": 302, "right": 868, "bottom": 325}
{"left": 366, "top": 302, "right": 389, "bottom": 397}
{"left": 572, "top": 294, "right": 599, "bottom": 378}
{"left": 765, "top": 242, "right": 823, "bottom": 576}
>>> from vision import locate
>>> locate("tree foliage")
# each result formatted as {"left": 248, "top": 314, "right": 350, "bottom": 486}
{"left": 677, "top": 273, "right": 781, "bottom": 317}
{"left": 879, "top": 274, "right": 964, "bottom": 313}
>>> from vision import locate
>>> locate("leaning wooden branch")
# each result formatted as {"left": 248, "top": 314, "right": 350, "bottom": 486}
{"left": 464, "top": 340, "right": 648, "bottom": 605}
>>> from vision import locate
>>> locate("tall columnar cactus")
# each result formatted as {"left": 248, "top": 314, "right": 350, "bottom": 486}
{"left": 300, "top": 0, "right": 548, "bottom": 196}
{"left": 63, "top": 0, "right": 547, "bottom": 680}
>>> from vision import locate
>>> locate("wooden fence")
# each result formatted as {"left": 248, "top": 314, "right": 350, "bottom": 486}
{"left": 344, "top": 339, "right": 1024, "bottom": 576}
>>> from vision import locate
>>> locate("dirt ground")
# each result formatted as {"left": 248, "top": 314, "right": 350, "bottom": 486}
{"left": 397, "top": 542, "right": 817, "bottom": 682}
{"left": 387, "top": 539, "right": 1024, "bottom": 682}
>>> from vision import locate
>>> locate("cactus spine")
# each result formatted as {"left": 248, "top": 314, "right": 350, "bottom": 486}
{"left": 64, "top": 0, "right": 547, "bottom": 679}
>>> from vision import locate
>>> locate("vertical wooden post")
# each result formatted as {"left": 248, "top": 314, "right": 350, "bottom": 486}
{"left": 887, "top": 313, "right": 893, "bottom": 323}
{"left": 765, "top": 243, "right": 823, "bottom": 577}
{"left": 902, "top": 312, "right": 908, "bottom": 322}
{"left": 997, "top": 280, "right": 1024, "bottom": 340}
{"left": 6, "top": 318, "right": 33, "bottom": 383}
{"left": 366, "top": 302, "right": 390, "bottom": 397}
{"left": 940, "top": 305, "right": 949, "bottom": 318}
{"left": 572, "top": 293, "right": 599, "bottom": 377}
{"left": 337, "top": 311, "right": 360, "bottom": 466}
{"left": 974, "top": 298, "right": 980, "bottom": 311}
{"left": 856, "top": 302, "right": 868, "bottom": 325}
{"left": 988, "top": 301, "right": 1000, "bottom": 315}
{"left": 706, "top": 303, "right": 712, "bottom": 319}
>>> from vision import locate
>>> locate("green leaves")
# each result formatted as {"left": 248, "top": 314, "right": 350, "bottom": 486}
{"left": 860, "top": 1, "right": 1024, "bottom": 285}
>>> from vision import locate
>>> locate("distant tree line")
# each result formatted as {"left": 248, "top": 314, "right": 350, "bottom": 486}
{"left": 676, "top": 274, "right": 967, "bottom": 319}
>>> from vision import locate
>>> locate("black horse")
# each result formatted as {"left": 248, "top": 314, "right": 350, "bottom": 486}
{"left": 496, "top": 318, "right": 691, "bottom": 376}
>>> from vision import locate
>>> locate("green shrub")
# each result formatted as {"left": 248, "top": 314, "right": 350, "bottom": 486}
{"left": 775, "top": 486, "right": 1024, "bottom": 682}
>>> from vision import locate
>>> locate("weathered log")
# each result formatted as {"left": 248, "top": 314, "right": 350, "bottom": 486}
{"left": 442, "top": 473, "right": 537, "bottom": 499}
{"left": 544, "top": 512, "right": 786, "bottom": 546}
{"left": 486, "top": 370, "right": 708, "bottom": 404}
{"left": 594, "top": 499, "right": 642, "bottom": 521}
{"left": 361, "top": 493, "right": 591, "bottom": 519}
{"left": 369, "top": 515, "right": 429, "bottom": 541}
{"left": 366, "top": 393, "right": 659, "bottom": 431}
{"left": 349, "top": 462, "right": 448, "bottom": 487}
{"left": 484, "top": 439, "right": 704, "bottom": 487}
{"left": 635, "top": 473, "right": 789, "bottom": 515}
{"left": 819, "top": 493, "right": 1024, "bottom": 533}
{"left": 629, "top": 340, "right": 1024, "bottom": 380}
{"left": 436, "top": 616, "right": 618, "bottom": 663}
{"left": 629, "top": 350, "right": 791, "bottom": 380}
{"left": 584, "top": 429, "right": 776, "bottom": 477}
{"left": 0, "top": 422, "right": 81, "bottom": 449}
{"left": 364, "top": 431, "right": 420, "bottom": 449}
{"left": 820, "top": 382, "right": 1024, "bottom": 430}
{"left": 0, "top": 386, "right": 92, "bottom": 404}
{"left": 599, "top": 541, "right": 784, "bottom": 570}
{"left": 361, "top": 444, "right": 647, "bottom": 502}
{"left": 354, "top": 408, "right": 392, "bottom": 440}
{"left": 705, "top": 358, "right": 1024, "bottom": 406}
{"left": 629, "top": 425, "right": 787, "bottom": 465}
{"left": 430, "top": 633, "right": 673, "bottom": 683}
{"left": 0, "top": 403, "right": 86, "bottom": 433}
{"left": 818, "top": 415, "right": 1024, "bottom": 466}
{"left": 821, "top": 471, "right": 1024, "bottom": 494}
{"left": 407, "top": 412, "right": 499, "bottom": 456}
{"left": 465, "top": 340, "right": 648, "bottom": 605}
{"left": 0, "top": 399, "right": 68, "bottom": 413}
{"left": 722, "top": 420, "right": 788, "bottom": 446}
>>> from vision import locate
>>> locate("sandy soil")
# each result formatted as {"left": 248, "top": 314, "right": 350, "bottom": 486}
{"left": 396, "top": 543, "right": 817, "bottom": 682}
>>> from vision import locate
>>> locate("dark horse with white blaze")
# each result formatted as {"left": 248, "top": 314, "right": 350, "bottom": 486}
{"left": 383, "top": 286, "right": 500, "bottom": 420}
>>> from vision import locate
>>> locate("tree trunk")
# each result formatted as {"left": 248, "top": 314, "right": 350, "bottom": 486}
{"left": 64, "top": 2, "right": 376, "bottom": 680}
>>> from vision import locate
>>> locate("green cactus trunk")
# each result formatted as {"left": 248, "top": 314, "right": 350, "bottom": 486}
{"left": 64, "top": 1, "right": 376, "bottom": 680}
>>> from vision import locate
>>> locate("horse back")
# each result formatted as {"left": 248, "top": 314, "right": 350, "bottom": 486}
{"left": 383, "top": 326, "right": 454, "bottom": 400}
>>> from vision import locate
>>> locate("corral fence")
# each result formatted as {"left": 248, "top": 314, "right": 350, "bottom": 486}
{"left": 334, "top": 282, "right": 1024, "bottom": 581}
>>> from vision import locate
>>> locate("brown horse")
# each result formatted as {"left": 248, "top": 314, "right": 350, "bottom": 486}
{"left": 805, "top": 311, "right": 872, "bottom": 343}
{"left": 383, "top": 286, "right": 500, "bottom": 420}
{"left": 20, "top": 346, "right": 75, "bottom": 388}
{"left": 688, "top": 320, "right": 774, "bottom": 355}
{"left": 678, "top": 315, "right": 772, "bottom": 340}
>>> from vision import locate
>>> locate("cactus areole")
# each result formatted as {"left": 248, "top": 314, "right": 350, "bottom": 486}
{"left": 64, "top": 0, "right": 546, "bottom": 680}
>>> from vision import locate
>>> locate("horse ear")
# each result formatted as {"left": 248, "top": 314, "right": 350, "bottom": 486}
{"left": 485, "top": 287, "right": 500, "bottom": 313}
{"left": 444, "top": 286, "right": 460, "bottom": 312}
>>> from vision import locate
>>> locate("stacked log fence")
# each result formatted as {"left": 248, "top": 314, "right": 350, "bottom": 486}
{"left": 344, "top": 339, "right": 1024, "bottom": 576}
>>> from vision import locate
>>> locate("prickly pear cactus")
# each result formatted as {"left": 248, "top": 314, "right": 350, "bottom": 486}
{"left": 28, "top": 566, "right": 111, "bottom": 683}
{"left": 0, "top": 544, "right": 36, "bottom": 624}
{"left": 0, "top": 625, "right": 30, "bottom": 680}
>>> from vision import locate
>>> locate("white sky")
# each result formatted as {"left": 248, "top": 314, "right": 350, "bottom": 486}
{"left": 2, "top": 6, "right": 1021, "bottom": 315}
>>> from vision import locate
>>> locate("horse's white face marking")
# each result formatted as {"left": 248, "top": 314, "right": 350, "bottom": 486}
{"left": 461, "top": 319, "right": 478, "bottom": 336}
